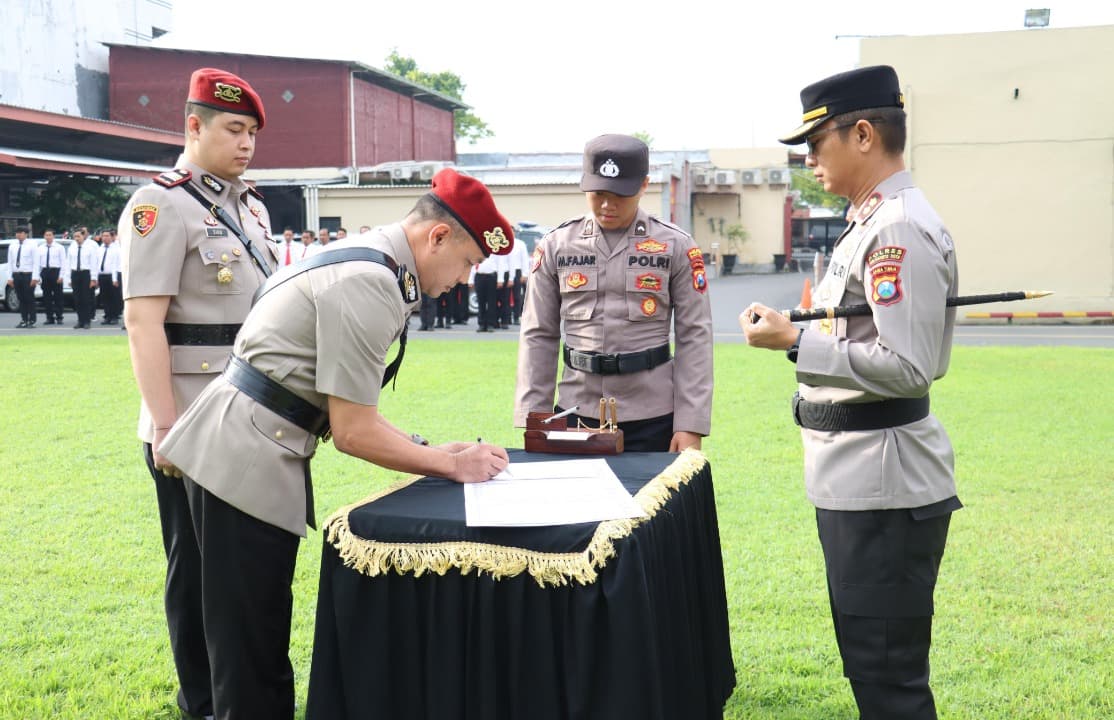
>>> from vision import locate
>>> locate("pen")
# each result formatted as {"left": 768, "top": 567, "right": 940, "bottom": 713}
{"left": 541, "top": 405, "right": 579, "bottom": 424}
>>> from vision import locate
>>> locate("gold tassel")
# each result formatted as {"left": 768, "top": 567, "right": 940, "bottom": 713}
{"left": 324, "top": 448, "right": 708, "bottom": 588}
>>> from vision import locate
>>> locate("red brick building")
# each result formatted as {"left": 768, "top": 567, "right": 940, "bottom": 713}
{"left": 107, "top": 45, "right": 465, "bottom": 172}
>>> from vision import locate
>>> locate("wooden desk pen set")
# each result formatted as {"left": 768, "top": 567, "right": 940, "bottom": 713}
{"left": 524, "top": 398, "right": 624, "bottom": 455}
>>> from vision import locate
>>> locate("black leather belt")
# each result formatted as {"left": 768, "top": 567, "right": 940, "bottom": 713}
{"left": 164, "top": 323, "right": 241, "bottom": 346}
{"left": 793, "top": 392, "right": 930, "bottom": 431}
{"left": 563, "top": 343, "right": 672, "bottom": 375}
{"left": 224, "top": 354, "right": 330, "bottom": 438}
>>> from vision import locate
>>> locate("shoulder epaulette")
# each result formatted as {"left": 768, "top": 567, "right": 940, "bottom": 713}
{"left": 154, "top": 169, "right": 192, "bottom": 188}
{"left": 247, "top": 185, "right": 264, "bottom": 200}
{"left": 648, "top": 215, "right": 688, "bottom": 235}
{"left": 554, "top": 215, "right": 586, "bottom": 231}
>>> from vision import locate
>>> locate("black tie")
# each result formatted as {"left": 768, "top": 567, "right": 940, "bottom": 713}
{"left": 16, "top": 244, "right": 21, "bottom": 267}
{"left": 100, "top": 248, "right": 107, "bottom": 272}
{"left": 77, "top": 246, "right": 82, "bottom": 271}
{"left": 45, "top": 247, "right": 50, "bottom": 269}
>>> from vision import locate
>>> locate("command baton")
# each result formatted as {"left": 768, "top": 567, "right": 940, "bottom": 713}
{"left": 759, "top": 290, "right": 1053, "bottom": 323}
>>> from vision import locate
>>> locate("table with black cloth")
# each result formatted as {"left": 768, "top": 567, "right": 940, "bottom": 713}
{"left": 306, "top": 448, "right": 735, "bottom": 720}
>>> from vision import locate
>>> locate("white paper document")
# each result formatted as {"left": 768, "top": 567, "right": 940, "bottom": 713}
{"left": 464, "top": 459, "right": 647, "bottom": 527}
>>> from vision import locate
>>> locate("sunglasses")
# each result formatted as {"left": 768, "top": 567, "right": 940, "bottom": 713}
{"left": 805, "top": 118, "right": 887, "bottom": 155}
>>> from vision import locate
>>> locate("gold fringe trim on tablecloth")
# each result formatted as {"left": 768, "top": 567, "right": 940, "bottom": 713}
{"left": 323, "top": 447, "right": 708, "bottom": 588}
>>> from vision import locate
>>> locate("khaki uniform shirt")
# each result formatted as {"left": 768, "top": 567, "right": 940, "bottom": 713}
{"left": 796, "top": 171, "right": 959, "bottom": 510}
{"left": 162, "top": 225, "right": 420, "bottom": 536}
{"left": 120, "top": 156, "right": 278, "bottom": 444}
{"left": 514, "top": 209, "right": 713, "bottom": 434}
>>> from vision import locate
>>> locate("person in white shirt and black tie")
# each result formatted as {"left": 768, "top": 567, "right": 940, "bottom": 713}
{"left": 97, "top": 229, "right": 123, "bottom": 325}
{"left": 68, "top": 229, "right": 100, "bottom": 328}
{"left": 35, "top": 229, "right": 68, "bottom": 324}
{"left": 7, "top": 226, "right": 38, "bottom": 327}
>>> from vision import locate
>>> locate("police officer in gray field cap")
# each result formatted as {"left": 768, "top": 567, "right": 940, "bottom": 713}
{"left": 514, "top": 133, "right": 713, "bottom": 452}
{"left": 743, "top": 65, "right": 961, "bottom": 719}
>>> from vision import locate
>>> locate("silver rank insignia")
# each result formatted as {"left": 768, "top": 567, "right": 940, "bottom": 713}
{"left": 201, "top": 175, "right": 224, "bottom": 194}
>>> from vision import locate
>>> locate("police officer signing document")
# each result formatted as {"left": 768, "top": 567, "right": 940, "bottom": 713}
{"left": 159, "top": 168, "right": 512, "bottom": 719}
{"left": 515, "top": 134, "right": 713, "bottom": 452}
{"left": 120, "top": 67, "right": 277, "bottom": 720}
{"left": 743, "top": 66, "right": 961, "bottom": 719}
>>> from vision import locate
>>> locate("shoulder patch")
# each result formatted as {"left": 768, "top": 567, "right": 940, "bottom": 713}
{"left": 153, "top": 168, "right": 192, "bottom": 188}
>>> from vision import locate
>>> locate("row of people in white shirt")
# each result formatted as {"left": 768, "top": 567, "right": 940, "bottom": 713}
{"left": 5, "top": 230, "right": 122, "bottom": 284}
{"left": 468, "top": 235, "right": 532, "bottom": 282}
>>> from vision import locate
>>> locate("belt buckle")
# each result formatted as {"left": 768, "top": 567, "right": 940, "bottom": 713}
{"left": 569, "top": 350, "right": 595, "bottom": 373}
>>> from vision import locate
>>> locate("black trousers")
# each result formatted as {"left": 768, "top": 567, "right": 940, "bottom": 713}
{"left": 512, "top": 272, "right": 525, "bottom": 322}
{"left": 144, "top": 443, "right": 213, "bottom": 718}
{"left": 419, "top": 294, "right": 436, "bottom": 329}
{"left": 71, "top": 270, "right": 94, "bottom": 324}
{"left": 97, "top": 273, "right": 121, "bottom": 320}
{"left": 184, "top": 477, "right": 300, "bottom": 720}
{"left": 497, "top": 274, "right": 512, "bottom": 326}
{"left": 557, "top": 406, "right": 675, "bottom": 452}
{"left": 474, "top": 272, "right": 497, "bottom": 329}
{"left": 40, "top": 267, "right": 64, "bottom": 319}
{"left": 13, "top": 272, "right": 35, "bottom": 323}
{"left": 816, "top": 503, "right": 955, "bottom": 720}
{"left": 451, "top": 283, "right": 469, "bottom": 323}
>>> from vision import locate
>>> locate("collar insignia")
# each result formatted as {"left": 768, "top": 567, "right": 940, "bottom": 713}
{"left": 634, "top": 220, "right": 647, "bottom": 236}
{"left": 201, "top": 175, "right": 224, "bottom": 194}
{"left": 400, "top": 269, "right": 419, "bottom": 304}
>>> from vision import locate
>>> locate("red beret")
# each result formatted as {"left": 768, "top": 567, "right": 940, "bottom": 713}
{"left": 187, "top": 67, "right": 266, "bottom": 130}
{"left": 427, "top": 168, "right": 513, "bottom": 256}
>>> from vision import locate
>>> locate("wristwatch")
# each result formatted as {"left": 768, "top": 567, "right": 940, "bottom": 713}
{"left": 786, "top": 328, "right": 804, "bottom": 364}
{"left": 410, "top": 433, "right": 430, "bottom": 446}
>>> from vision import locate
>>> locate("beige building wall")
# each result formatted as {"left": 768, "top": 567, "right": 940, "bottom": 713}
{"left": 699, "top": 148, "right": 793, "bottom": 268}
{"left": 317, "top": 183, "right": 669, "bottom": 238}
{"left": 861, "top": 25, "right": 1114, "bottom": 313}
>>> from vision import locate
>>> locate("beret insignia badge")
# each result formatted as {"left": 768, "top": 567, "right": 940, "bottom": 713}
{"left": 213, "top": 82, "right": 244, "bottom": 104}
{"left": 483, "top": 227, "right": 510, "bottom": 254}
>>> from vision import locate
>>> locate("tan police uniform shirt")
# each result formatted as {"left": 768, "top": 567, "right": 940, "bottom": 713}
{"left": 120, "top": 156, "right": 278, "bottom": 444}
{"left": 514, "top": 208, "right": 713, "bottom": 435}
{"left": 161, "top": 226, "right": 420, "bottom": 536}
{"left": 796, "top": 171, "right": 959, "bottom": 510}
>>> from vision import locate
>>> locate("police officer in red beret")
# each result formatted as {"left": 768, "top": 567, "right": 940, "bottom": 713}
{"left": 159, "top": 168, "right": 512, "bottom": 718}
{"left": 744, "top": 65, "right": 960, "bottom": 719}
{"left": 118, "top": 67, "right": 278, "bottom": 720}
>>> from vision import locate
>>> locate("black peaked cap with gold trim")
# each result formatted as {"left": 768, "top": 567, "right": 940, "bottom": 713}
{"left": 779, "top": 65, "right": 904, "bottom": 145}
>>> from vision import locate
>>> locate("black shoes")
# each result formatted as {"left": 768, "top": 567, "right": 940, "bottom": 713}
{"left": 44, "top": 319, "right": 56, "bottom": 325}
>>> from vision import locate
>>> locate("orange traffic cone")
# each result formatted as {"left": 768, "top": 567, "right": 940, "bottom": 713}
{"left": 799, "top": 278, "right": 813, "bottom": 309}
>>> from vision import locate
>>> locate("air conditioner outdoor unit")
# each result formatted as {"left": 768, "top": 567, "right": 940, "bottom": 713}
{"left": 714, "top": 170, "right": 737, "bottom": 185}
{"left": 741, "top": 169, "right": 763, "bottom": 185}
{"left": 419, "top": 162, "right": 451, "bottom": 180}
{"left": 692, "top": 170, "right": 712, "bottom": 185}
{"left": 390, "top": 166, "right": 409, "bottom": 179}
{"left": 767, "top": 168, "right": 790, "bottom": 185}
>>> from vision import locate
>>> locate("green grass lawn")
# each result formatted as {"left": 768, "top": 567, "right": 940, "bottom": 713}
{"left": 1, "top": 336, "right": 1111, "bottom": 719}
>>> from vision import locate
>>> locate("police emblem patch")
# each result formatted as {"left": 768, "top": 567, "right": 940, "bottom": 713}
{"left": 870, "top": 264, "right": 903, "bottom": 306}
{"left": 866, "top": 245, "right": 907, "bottom": 267}
{"left": 203, "top": 214, "right": 219, "bottom": 227}
{"left": 599, "top": 159, "right": 620, "bottom": 178}
{"left": 640, "top": 297, "right": 657, "bottom": 316}
{"left": 216, "top": 266, "right": 234, "bottom": 284}
{"left": 692, "top": 268, "right": 707, "bottom": 293}
{"left": 567, "top": 272, "right": 588, "bottom": 289}
{"left": 635, "top": 239, "right": 667, "bottom": 254}
{"left": 484, "top": 227, "right": 510, "bottom": 254}
{"left": 132, "top": 204, "right": 159, "bottom": 237}
{"left": 636, "top": 273, "right": 662, "bottom": 291}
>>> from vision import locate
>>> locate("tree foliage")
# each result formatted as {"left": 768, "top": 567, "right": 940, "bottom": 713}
{"left": 384, "top": 50, "right": 492, "bottom": 145}
{"left": 790, "top": 168, "right": 846, "bottom": 211}
{"left": 632, "top": 131, "right": 654, "bottom": 148}
{"left": 27, "top": 175, "right": 130, "bottom": 233}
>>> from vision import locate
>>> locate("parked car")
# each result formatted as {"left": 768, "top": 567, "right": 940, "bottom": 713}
{"left": 0, "top": 237, "right": 75, "bottom": 312}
